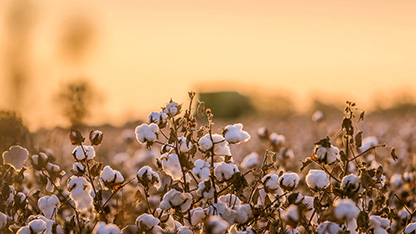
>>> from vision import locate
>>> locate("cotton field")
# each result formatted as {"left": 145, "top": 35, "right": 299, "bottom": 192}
{"left": 1, "top": 93, "right": 416, "bottom": 234}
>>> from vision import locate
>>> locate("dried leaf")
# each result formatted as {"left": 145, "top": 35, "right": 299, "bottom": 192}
{"left": 390, "top": 148, "right": 398, "bottom": 161}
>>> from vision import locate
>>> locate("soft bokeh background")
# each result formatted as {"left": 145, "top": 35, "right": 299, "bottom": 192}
{"left": 1, "top": 0, "right": 416, "bottom": 130}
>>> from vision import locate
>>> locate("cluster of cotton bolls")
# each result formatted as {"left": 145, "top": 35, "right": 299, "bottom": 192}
{"left": 3, "top": 96, "right": 416, "bottom": 234}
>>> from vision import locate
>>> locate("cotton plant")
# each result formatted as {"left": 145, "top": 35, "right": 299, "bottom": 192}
{"left": 2, "top": 96, "right": 415, "bottom": 234}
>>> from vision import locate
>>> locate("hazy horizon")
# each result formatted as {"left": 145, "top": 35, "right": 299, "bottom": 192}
{"left": 1, "top": 0, "right": 415, "bottom": 130}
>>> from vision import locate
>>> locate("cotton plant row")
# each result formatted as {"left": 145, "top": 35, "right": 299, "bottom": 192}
{"left": 0, "top": 94, "right": 415, "bottom": 234}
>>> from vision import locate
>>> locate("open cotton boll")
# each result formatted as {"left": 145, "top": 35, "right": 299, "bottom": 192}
{"left": 235, "top": 204, "right": 252, "bottom": 224}
{"left": 193, "top": 159, "right": 210, "bottom": 180}
{"left": 2, "top": 145, "right": 28, "bottom": 170}
{"left": 27, "top": 215, "right": 56, "bottom": 234}
{"left": 198, "top": 134, "right": 231, "bottom": 156}
{"left": 279, "top": 172, "right": 299, "bottom": 191}
{"left": 283, "top": 205, "right": 299, "bottom": 227}
{"left": 313, "top": 144, "right": 340, "bottom": 165}
{"left": 160, "top": 153, "right": 182, "bottom": 181}
{"left": 38, "top": 195, "right": 60, "bottom": 219}
{"left": 206, "top": 215, "right": 230, "bottom": 234}
{"left": 197, "top": 180, "right": 218, "bottom": 199}
{"left": 72, "top": 145, "right": 95, "bottom": 161}
{"left": 100, "top": 166, "right": 124, "bottom": 184}
{"left": 214, "top": 162, "right": 239, "bottom": 182}
{"left": 17, "top": 227, "right": 31, "bottom": 234}
{"left": 341, "top": 174, "right": 362, "bottom": 193}
{"left": 148, "top": 111, "right": 167, "bottom": 126}
{"left": 390, "top": 173, "right": 403, "bottom": 188}
{"left": 404, "top": 223, "right": 416, "bottom": 233}
{"left": 136, "top": 214, "right": 162, "bottom": 233}
{"left": 240, "top": 152, "right": 259, "bottom": 169}
{"left": 178, "top": 136, "right": 192, "bottom": 153}
{"left": 262, "top": 174, "right": 280, "bottom": 193}
{"left": 306, "top": 170, "right": 329, "bottom": 190}
{"left": 269, "top": 133, "right": 286, "bottom": 147}
{"left": 68, "top": 176, "right": 93, "bottom": 212}
{"left": 159, "top": 189, "right": 192, "bottom": 211}
{"left": 207, "top": 202, "right": 237, "bottom": 224}
{"left": 28, "top": 219, "right": 47, "bottom": 233}
{"left": 186, "top": 207, "right": 206, "bottom": 226}
{"left": 135, "top": 123, "right": 159, "bottom": 144}
{"left": 198, "top": 134, "right": 213, "bottom": 151}
{"left": 334, "top": 199, "right": 359, "bottom": 221}
{"left": 164, "top": 101, "right": 180, "bottom": 116}
{"left": 316, "top": 221, "right": 342, "bottom": 234}
{"left": 31, "top": 153, "right": 48, "bottom": 170}
{"left": 93, "top": 222, "right": 120, "bottom": 234}
{"left": 177, "top": 226, "right": 193, "bottom": 234}
{"left": 137, "top": 166, "right": 159, "bottom": 187}
{"left": 360, "top": 136, "right": 378, "bottom": 152}
{"left": 369, "top": 216, "right": 390, "bottom": 233}
{"left": 0, "top": 212, "right": 7, "bottom": 229}
{"left": 73, "top": 162, "right": 85, "bottom": 174}
{"left": 223, "top": 123, "right": 251, "bottom": 144}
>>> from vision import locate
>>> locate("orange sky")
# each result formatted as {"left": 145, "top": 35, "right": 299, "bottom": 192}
{"left": 1, "top": 0, "right": 416, "bottom": 129}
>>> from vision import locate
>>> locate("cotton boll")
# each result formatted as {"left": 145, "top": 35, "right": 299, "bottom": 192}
{"left": 306, "top": 170, "right": 329, "bottom": 190}
{"left": 269, "top": 133, "right": 286, "bottom": 147}
{"left": 404, "top": 223, "right": 416, "bottom": 233}
{"left": 136, "top": 214, "right": 161, "bottom": 233}
{"left": 390, "top": 173, "right": 403, "bottom": 188}
{"left": 205, "top": 215, "right": 230, "bottom": 234}
{"left": 68, "top": 176, "right": 93, "bottom": 212}
{"left": 159, "top": 189, "right": 192, "bottom": 211}
{"left": 73, "top": 162, "right": 85, "bottom": 174}
{"left": 160, "top": 153, "right": 182, "bottom": 181}
{"left": 360, "top": 136, "right": 378, "bottom": 152}
{"left": 223, "top": 123, "right": 251, "bottom": 144}
{"left": 177, "top": 136, "right": 192, "bottom": 153}
{"left": 28, "top": 215, "right": 56, "bottom": 234}
{"left": 313, "top": 144, "right": 340, "bottom": 165}
{"left": 279, "top": 173, "right": 299, "bottom": 191}
{"left": 193, "top": 159, "right": 210, "bottom": 180}
{"left": 28, "top": 219, "right": 47, "bottom": 233}
{"left": 262, "top": 174, "right": 280, "bottom": 193}
{"left": 100, "top": 166, "right": 124, "bottom": 186}
{"left": 148, "top": 111, "right": 167, "bottom": 126}
{"left": 164, "top": 101, "right": 180, "bottom": 116}
{"left": 2, "top": 145, "right": 29, "bottom": 170}
{"left": 93, "top": 222, "right": 120, "bottom": 234}
{"left": 240, "top": 152, "right": 259, "bottom": 169}
{"left": 316, "top": 221, "right": 342, "bottom": 234}
{"left": 31, "top": 153, "right": 49, "bottom": 170}
{"left": 341, "top": 174, "right": 362, "bottom": 194}
{"left": 197, "top": 180, "right": 217, "bottom": 199}
{"left": 177, "top": 226, "right": 193, "bottom": 234}
{"left": 198, "top": 134, "right": 213, "bottom": 152}
{"left": 369, "top": 216, "right": 390, "bottom": 232}
{"left": 187, "top": 207, "right": 206, "bottom": 226}
{"left": 334, "top": 199, "right": 360, "bottom": 221}
{"left": 135, "top": 123, "right": 159, "bottom": 144}
{"left": 212, "top": 134, "right": 231, "bottom": 156}
{"left": 207, "top": 202, "right": 237, "bottom": 224}
{"left": 235, "top": 204, "right": 252, "bottom": 224}
{"left": 214, "top": 162, "right": 239, "bottom": 182}
{"left": 0, "top": 212, "right": 7, "bottom": 229}
{"left": 137, "top": 166, "right": 159, "bottom": 188}
{"left": 16, "top": 227, "right": 31, "bottom": 234}
{"left": 38, "top": 195, "right": 60, "bottom": 219}
{"left": 198, "top": 134, "right": 231, "bottom": 156}
{"left": 72, "top": 145, "right": 95, "bottom": 161}
{"left": 283, "top": 205, "right": 299, "bottom": 227}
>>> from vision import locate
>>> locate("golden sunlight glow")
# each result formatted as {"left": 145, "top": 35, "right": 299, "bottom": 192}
{"left": 1, "top": 0, "right": 415, "bottom": 129}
